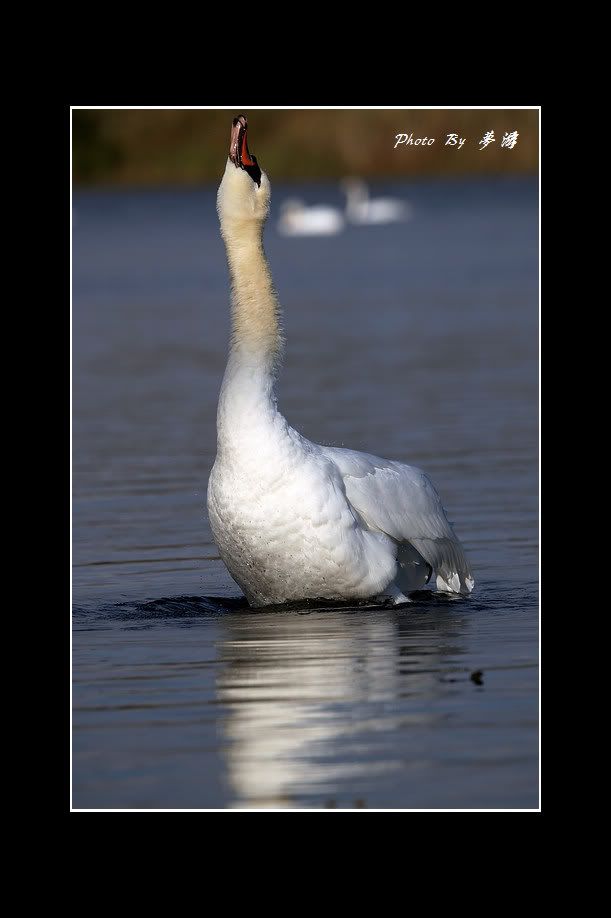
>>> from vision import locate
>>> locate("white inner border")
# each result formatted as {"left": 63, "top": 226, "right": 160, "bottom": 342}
{"left": 70, "top": 104, "right": 541, "bottom": 814}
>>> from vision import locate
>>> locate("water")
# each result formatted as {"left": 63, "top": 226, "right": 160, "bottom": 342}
{"left": 72, "top": 177, "right": 539, "bottom": 809}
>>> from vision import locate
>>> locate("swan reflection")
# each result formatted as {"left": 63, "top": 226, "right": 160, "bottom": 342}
{"left": 216, "top": 608, "right": 466, "bottom": 808}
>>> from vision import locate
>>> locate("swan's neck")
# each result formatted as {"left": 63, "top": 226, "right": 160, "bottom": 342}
{"left": 345, "top": 183, "right": 368, "bottom": 220}
{"left": 224, "top": 220, "right": 282, "bottom": 369}
{"left": 217, "top": 220, "right": 284, "bottom": 444}
{"left": 348, "top": 184, "right": 368, "bottom": 204}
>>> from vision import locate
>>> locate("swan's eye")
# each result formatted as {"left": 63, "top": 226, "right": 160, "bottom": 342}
{"left": 230, "top": 115, "right": 262, "bottom": 188}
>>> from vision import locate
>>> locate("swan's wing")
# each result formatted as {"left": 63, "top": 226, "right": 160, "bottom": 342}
{"left": 322, "top": 446, "right": 474, "bottom": 595}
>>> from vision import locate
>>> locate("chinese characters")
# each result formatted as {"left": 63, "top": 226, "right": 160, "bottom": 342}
{"left": 479, "top": 131, "right": 495, "bottom": 149}
{"left": 477, "top": 131, "right": 519, "bottom": 150}
{"left": 501, "top": 131, "right": 519, "bottom": 149}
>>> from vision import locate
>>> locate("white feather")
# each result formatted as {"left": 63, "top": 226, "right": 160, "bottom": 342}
{"left": 322, "top": 447, "right": 474, "bottom": 595}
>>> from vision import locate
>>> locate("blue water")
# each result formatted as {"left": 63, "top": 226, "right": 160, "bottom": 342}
{"left": 72, "top": 177, "right": 538, "bottom": 809}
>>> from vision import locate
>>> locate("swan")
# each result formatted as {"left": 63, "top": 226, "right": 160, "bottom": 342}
{"left": 277, "top": 198, "right": 344, "bottom": 236}
{"left": 341, "top": 177, "right": 412, "bottom": 225}
{"left": 207, "top": 115, "right": 474, "bottom": 607}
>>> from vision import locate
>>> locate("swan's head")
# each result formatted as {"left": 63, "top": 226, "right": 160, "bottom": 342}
{"left": 217, "top": 115, "right": 271, "bottom": 228}
{"left": 280, "top": 199, "right": 305, "bottom": 215}
{"left": 340, "top": 177, "right": 367, "bottom": 199}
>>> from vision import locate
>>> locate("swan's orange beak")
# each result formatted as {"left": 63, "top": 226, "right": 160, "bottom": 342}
{"left": 229, "top": 115, "right": 256, "bottom": 168}
{"left": 229, "top": 114, "right": 262, "bottom": 187}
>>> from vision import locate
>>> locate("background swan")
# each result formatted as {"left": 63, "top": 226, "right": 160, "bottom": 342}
{"left": 277, "top": 198, "right": 344, "bottom": 236}
{"left": 207, "top": 115, "right": 473, "bottom": 607}
{"left": 341, "top": 177, "right": 412, "bottom": 225}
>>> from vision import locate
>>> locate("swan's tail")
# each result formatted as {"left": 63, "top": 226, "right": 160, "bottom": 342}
{"left": 408, "top": 537, "right": 474, "bottom": 595}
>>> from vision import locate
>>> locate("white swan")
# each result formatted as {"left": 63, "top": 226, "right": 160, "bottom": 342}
{"left": 341, "top": 177, "right": 412, "bottom": 225}
{"left": 207, "top": 115, "right": 473, "bottom": 607}
{"left": 277, "top": 198, "right": 344, "bottom": 236}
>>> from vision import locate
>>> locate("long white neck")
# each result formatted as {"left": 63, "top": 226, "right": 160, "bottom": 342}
{"left": 217, "top": 216, "right": 284, "bottom": 446}
{"left": 224, "top": 220, "right": 282, "bottom": 370}
{"left": 345, "top": 181, "right": 369, "bottom": 217}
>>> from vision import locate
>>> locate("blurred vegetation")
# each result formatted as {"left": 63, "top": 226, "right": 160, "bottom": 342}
{"left": 72, "top": 109, "right": 538, "bottom": 185}
{"left": 72, "top": 111, "right": 124, "bottom": 180}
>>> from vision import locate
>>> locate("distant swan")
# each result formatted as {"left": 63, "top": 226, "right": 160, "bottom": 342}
{"left": 341, "top": 177, "right": 412, "bottom": 225}
{"left": 277, "top": 198, "right": 344, "bottom": 236}
{"left": 207, "top": 115, "right": 473, "bottom": 607}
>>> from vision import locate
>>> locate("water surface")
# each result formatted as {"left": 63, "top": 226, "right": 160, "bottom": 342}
{"left": 73, "top": 177, "right": 538, "bottom": 809}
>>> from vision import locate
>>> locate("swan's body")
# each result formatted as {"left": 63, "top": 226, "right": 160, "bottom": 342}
{"left": 277, "top": 198, "right": 344, "bottom": 236}
{"left": 342, "top": 178, "right": 412, "bottom": 225}
{"left": 207, "top": 118, "right": 473, "bottom": 607}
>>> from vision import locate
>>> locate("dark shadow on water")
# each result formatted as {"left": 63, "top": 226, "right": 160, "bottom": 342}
{"left": 72, "top": 589, "right": 475, "bottom": 622}
{"left": 73, "top": 594, "right": 247, "bottom": 620}
{"left": 72, "top": 582, "right": 537, "bottom": 629}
